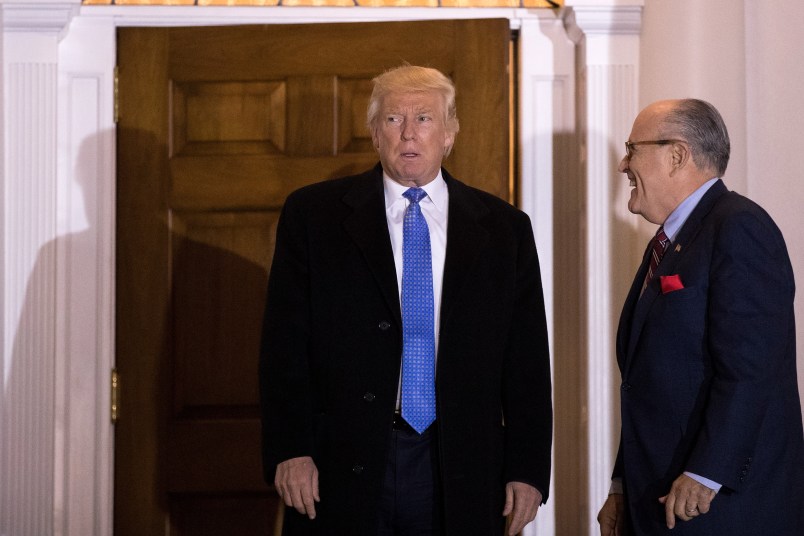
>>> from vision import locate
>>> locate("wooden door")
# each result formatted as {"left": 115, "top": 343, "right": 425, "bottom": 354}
{"left": 115, "top": 20, "right": 511, "bottom": 535}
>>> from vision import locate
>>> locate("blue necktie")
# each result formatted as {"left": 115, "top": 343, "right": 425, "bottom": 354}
{"left": 400, "top": 187, "right": 436, "bottom": 434}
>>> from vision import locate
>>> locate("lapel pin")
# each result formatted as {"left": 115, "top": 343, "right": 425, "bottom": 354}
{"left": 675, "top": 244, "right": 682, "bottom": 253}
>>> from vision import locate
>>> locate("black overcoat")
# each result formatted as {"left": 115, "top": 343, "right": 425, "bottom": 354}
{"left": 260, "top": 164, "right": 552, "bottom": 535}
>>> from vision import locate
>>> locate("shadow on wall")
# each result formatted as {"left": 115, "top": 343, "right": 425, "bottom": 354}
{"left": 0, "top": 130, "right": 105, "bottom": 533}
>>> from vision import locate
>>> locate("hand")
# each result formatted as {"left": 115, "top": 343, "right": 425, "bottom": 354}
{"left": 274, "top": 456, "right": 320, "bottom": 519}
{"left": 597, "top": 493, "right": 625, "bottom": 536}
{"left": 502, "top": 481, "right": 542, "bottom": 535}
{"left": 658, "top": 474, "right": 716, "bottom": 528}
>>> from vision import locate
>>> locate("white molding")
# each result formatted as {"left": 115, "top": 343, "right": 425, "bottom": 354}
{"left": 81, "top": 5, "right": 539, "bottom": 27}
{"left": 518, "top": 16, "right": 575, "bottom": 534}
{"left": 2, "top": 48, "right": 59, "bottom": 536}
{"left": 55, "top": 16, "right": 117, "bottom": 536}
{"left": 567, "top": 5, "right": 642, "bottom": 35}
{"left": 1, "top": 1, "right": 80, "bottom": 37}
{"left": 569, "top": 3, "right": 643, "bottom": 533}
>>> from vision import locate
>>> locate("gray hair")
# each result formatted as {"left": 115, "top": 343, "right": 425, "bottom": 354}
{"left": 661, "top": 99, "right": 730, "bottom": 176}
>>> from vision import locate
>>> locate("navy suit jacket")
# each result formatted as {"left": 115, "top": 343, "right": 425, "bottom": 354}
{"left": 260, "top": 164, "right": 552, "bottom": 535}
{"left": 614, "top": 180, "right": 804, "bottom": 535}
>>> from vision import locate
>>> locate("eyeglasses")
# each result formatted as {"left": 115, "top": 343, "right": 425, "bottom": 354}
{"left": 624, "top": 139, "right": 685, "bottom": 160}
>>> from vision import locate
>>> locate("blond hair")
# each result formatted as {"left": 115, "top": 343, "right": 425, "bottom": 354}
{"left": 367, "top": 65, "right": 460, "bottom": 155}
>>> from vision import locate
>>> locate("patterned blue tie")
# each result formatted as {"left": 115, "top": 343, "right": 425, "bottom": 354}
{"left": 400, "top": 187, "right": 436, "bottom": 434}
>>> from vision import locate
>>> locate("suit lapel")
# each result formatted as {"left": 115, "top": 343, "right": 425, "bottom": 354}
{"left": 341, "top": 165, "right": 402, "bottom": 326}
{"left": 623, "top": 180, "right": 728, "bottom": 372}
{"left": 617, "top": 241, "right": 652, "bottom": 371}
{"left": 439, "top": 171, "right": 489, "bottom": 330}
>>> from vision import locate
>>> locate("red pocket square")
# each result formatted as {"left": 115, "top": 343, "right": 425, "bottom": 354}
{"left": 660, "top": 274, "right": 684, "bottom": 294}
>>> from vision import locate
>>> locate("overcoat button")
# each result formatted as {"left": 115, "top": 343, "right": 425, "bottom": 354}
{"left": 378, "top": 321, "right": 391, "bottom": 330}
{"left": 621, "top": 382, "right": 632, "bottom": 391}
{"left": 352, "top": 464, "right": 364, "bottom": 474}
{"left": 363, "top": 392, "right": 375, "bottom": 402}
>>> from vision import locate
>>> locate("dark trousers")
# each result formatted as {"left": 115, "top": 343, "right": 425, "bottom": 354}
{"left": 377, "top": 419, "right": 443, "bottom": 536}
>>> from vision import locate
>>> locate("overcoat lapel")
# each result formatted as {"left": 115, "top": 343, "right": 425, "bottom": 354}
{"left": 622, "top": 180, "right": 728, "bottom": 372}
{"left": 341, "top": 166, "right": 402, "bottom": 327}
{"left": 338, "top": 167, "right": 492, "bottom": 345}
{"left": 439, "top": 171, "right": 489, "bottom": 331}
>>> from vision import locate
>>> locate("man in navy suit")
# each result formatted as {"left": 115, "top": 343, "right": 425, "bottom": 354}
{"left": 260, "top": 65, "right": 552, "bottom": 535}
{"left": 597, "top": 99, "right": 804, "bottom": 535}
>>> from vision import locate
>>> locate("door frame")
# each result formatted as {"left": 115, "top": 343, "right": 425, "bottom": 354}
{"left": 1, "top": 4, "right": 645, "bottom": 535}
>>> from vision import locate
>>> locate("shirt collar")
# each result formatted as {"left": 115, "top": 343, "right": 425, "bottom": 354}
{"left": 662, "top": 177, "right": 719, "bottom": 241}
{"left": 383, "top": 170, "right": 448, "bottom": 213}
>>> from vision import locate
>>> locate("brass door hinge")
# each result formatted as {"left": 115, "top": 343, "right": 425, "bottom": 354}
{"left": 111, "top": 368, "right": 120, "bottom": 424}
{"left": 113, "top": 65, "right": 119, "bottom": 124}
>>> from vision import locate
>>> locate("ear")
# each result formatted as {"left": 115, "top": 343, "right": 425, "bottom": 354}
{"left": 669, "top": 141, "right": 691, "bottom": 175}
{"left": 443, "top": 131, "right": 456, "bottom": 155}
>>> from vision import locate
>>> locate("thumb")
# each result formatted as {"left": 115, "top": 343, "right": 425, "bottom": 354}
{"left": 312, "top": 468, "right": 321, "bottom": 502}
{"left": 502, "top": 483, "right": 514, "bottom": 516}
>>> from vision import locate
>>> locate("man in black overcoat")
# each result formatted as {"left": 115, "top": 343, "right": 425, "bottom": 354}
{"left": 260, "top": 65, "right": 552, "bottom": 535}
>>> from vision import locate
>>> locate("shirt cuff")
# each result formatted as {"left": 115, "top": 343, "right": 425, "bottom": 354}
{"left": 684, "top": 471, "right": 722, "bottom": 493}
{"left": 609, "top": 478, "right": 623, "bottom": 495}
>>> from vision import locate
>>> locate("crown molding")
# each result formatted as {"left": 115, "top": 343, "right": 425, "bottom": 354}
{"left": 2, "top": 0, "right": 80, "bottom": 37}
{"left": 564, "top": 1, "right": 643, "bottom": 37}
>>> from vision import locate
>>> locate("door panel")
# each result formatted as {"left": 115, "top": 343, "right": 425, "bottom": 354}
{"left": 116, "top": 19, "right": 511, "bottom": 535}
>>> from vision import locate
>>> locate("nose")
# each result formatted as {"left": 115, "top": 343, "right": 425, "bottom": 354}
{"left": 401, "top": 121, "right": 415, "bottom": 141}
{"left": 617, "top": 154, "right": 629, "bottom": 173}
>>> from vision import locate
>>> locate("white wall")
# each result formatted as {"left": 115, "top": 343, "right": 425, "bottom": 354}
{"left": 744, "top": 2, "right": 804, "bottom": 406}
{"left": 639, "top": 0, "right": 746, "bottom": 191}
{"left": 639, "top": 0, "right": 804, "bottom": 410}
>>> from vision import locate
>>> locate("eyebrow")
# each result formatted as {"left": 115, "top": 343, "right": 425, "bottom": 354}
{"left": 385, "top": 106, "right": 435, "bottom": 114}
